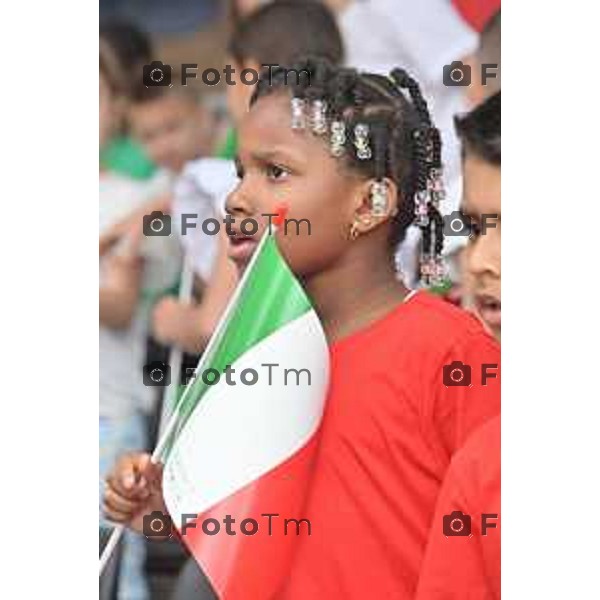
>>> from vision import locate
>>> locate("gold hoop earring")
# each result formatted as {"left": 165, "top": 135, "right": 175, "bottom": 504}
{"left": 348, "top": 221, "right": 360, "bottom": 241}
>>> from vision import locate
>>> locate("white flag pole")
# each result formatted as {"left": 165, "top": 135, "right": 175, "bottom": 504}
{"left": 100, "top": 225, "right": 276, "bottom": 576}
{"left": 157, "top": 251, "right": 196, "bottom": 439}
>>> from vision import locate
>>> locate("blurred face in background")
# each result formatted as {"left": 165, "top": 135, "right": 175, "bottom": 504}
{"left": 128, "top": 93, "right": 209, "bottom": 173}
{"left": 462, "top": 153, "right": 501, "bottom": 341}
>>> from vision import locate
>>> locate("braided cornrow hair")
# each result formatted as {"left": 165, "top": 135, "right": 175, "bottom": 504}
{"left": 251, "top": 57, "right": 447, "bottom": 284}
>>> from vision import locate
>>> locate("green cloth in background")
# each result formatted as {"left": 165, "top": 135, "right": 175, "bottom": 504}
{"left": 100, "top": 136, "right": 156, "bottom": 180}
{"left": 215, "top": 127, "right": 238, "bottom": 160}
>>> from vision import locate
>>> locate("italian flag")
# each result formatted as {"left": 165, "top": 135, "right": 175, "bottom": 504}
{"left": 159, "top": 228, "right": 330, "bottom": 599}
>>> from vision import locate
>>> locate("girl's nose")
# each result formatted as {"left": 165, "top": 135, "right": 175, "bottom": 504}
{"left": 225, "top": 181, "right": 254, "bottom": 219}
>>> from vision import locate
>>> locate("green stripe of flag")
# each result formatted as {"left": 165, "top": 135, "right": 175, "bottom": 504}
{"left": 164, "top": 235, "right": 311, "bottom": 456}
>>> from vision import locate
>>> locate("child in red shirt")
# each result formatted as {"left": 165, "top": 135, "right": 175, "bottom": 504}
{"left": 417, "top": 416, "right": 500, "bottom": 599}
{"left": 104, "top": 59, "right": 500, "bottom": 598}
{"left": 416, "top": 91, "right": 501, "bottom": 599}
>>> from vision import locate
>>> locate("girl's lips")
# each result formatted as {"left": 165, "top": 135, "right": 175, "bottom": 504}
{"left": 227, "top": 236, "right": 258, "bottom": 264}
{"left": 475, "top": 294, "right": 501, "bottom": 330}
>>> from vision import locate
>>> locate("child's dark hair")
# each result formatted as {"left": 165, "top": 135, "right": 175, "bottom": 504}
{"left": 100, "top": 38, "right": 127, "bottom": 97}
{"left": 251, "top": 57, "right": 446, "bottom": 281}
{"left": 100, "top": 19, "right": 153, "bottom": 74}
{"left": 100, "top": 19, "right": 153, "bottom": 97}
{"left": 228, "top": 1, "right": 344, "bottom": 69}
{"left": 455, "top": 92, "right": 501, "bottom": 166}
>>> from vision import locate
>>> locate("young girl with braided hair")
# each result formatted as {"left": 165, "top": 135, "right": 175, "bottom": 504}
{"left": 104, "top": 58, "right": 500, "bottom": 598}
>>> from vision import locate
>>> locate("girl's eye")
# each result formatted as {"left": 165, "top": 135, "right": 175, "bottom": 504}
{"left": 265, "top": 163, "right": 290, "bottom": 181}
{"left": 461, "top": 212, "right": 481, "bottom": 239}
{"left": 470, "top": 221, "right": 482, "bottom": 238}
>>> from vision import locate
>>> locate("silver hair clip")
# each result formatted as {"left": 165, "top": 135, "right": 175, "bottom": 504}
{"left": 291, "top": 97, "right": 306, "bottom": 130}
{"left": 330, "top": 120, "right": 346, "bottom": 157}
{"left": 370, "top": 180, "right": 389, "bottom": 217}
{"left": 420, "top": 255, "right": 447, "bottom": 287}
{"left": 414, "top": 168, "right": 445, "bottom": 226}
{"left": 427, "top": 168, "right": 445, "bottom": 206}
{"left": 420, "top": 255, "right": 433, "bottom": 282}
{"left": 414, "top": 190, "right": 430, "bottom": 227}
{"left": 353, "top": 123, "right": 372, "bottom": 160}
{"left": 310, "top": 100, "right": 328, "bottom": 135}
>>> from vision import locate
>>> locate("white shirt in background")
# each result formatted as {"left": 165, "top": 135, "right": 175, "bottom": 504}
{"left": 171, "top": 158, "right": 238, "bottom": 282}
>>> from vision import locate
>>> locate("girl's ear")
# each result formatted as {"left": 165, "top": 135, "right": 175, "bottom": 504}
{"left": 351, "top": 177, "right": 399, "bottom": 235}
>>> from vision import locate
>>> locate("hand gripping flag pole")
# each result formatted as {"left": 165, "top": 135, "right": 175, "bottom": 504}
{"left": 101, "top": 204, "right": 330, "bottom": 599}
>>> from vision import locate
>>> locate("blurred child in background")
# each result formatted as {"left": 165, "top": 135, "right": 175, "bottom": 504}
{"left": 99, "top": 40, "right": 181, "bottom": 600}
{"left": 226, "top": 0, "right": 344, "bottom": 133}
{"left": 128, "top": 85, "right": 214, "bottom": 175}
{"left": 416, "top": 90, "right": 501, "bottom": 600}
{"left": 214, "top": 0, "right": 344, "bottom": 159}
{"left": 149, "top": 159, "right": 239, "bottom": 354}
{"left": 445, "top": 8, "right": 500, "bottom": 308}
{"left": 100, "top": 19, "right": 157, "bottom": 180}
{"left": 126, "top": 83, "right": 239, "bottom": 354}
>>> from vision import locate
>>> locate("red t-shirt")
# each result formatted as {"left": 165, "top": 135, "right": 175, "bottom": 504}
{"left": 415, "top": 416, "right": 500, "bottom": 599}
{"left": 277, "top": 291, "right": 500, "bottom": 599}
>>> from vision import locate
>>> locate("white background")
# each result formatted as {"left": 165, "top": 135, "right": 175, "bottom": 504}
{"left": 0, "top": 1, "right": 598, "bottom": 597}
